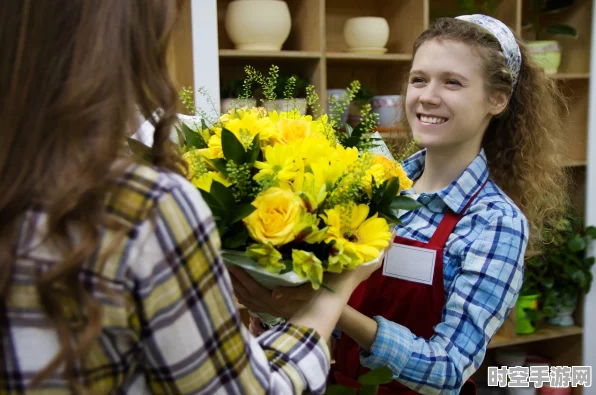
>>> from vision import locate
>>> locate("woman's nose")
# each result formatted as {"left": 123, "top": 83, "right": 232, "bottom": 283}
{"left": 419, "top": 85, "right": 441, "bottom": 106}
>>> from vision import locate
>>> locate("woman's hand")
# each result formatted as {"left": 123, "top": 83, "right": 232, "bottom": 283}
{"left": 228, "top": 266, "right": 317, "bottom": 319}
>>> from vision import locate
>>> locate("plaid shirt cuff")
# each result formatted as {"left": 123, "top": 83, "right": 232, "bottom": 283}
{"left": 360, "top": 316, "right": 412, "bottom": 376}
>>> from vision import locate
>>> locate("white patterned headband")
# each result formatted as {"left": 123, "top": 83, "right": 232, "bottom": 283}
{"left": 455, "top": 14, "right": 522, "bottom": 90}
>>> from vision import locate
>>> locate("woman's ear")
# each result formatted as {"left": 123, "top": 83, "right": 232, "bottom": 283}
{"left": 488, "top": 91, "right": 509, "bottom": 116}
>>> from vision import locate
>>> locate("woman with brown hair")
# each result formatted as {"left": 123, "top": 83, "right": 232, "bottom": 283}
{"left": 233, "top": 15, "right": 570, "bottom": 394}
{"left": 0, "top": 1, "right": 381, "bottom": 393}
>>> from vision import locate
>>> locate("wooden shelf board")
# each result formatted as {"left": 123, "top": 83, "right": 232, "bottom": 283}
{"left": 562, "top": 160, "right": 588, "bottom": 167}
{"left": 549, "top": 73, "right": 591, "bottom": 80}
{"left": 488, "top": 325, "right": 583, "bottom": 349}
{"left": 219, "top": 49, "right": 322, "bottom": 59}
{"left": 326, "top": 52, "right": 413, "bottom": 62}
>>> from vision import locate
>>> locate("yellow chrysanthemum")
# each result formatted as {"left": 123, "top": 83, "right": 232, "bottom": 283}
{"left": 254, "top": 144, "right": 304, "bottom": 185}
{"left": 222, "top": 108, "right": 279, "bottom": 146}
{"left": 321, "top": 203, "right": 392, "bottom": 265}
{"left": 292, "top": 249, "right": 323, "bottom": 289}
{"left": 191, "top": 171, "right": 231, "bottom": 192}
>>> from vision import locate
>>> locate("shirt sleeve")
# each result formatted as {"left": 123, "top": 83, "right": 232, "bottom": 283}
{"left": 128, "top": 175, "right": 331, "bottom": 394}
{"left": 360, "top": 213, "right": 527, "bottom": 394}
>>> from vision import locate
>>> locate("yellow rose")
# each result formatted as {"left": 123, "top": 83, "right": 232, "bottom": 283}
{"left": 244, "top": 187, "right": 304, "bottom": 246}
{"left": 276, "top": 118, "right": 313, "bottom": 145}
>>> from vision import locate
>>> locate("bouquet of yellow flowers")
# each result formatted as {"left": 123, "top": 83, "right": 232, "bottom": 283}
{"left": 134, "top": 65, "right": 420, "bottom": 324}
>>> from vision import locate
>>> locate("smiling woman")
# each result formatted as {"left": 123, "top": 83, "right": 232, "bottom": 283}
{"left": 235, "top": 14, "right": 571, "bottom": 395}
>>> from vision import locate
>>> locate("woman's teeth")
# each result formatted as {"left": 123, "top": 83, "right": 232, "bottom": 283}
{"left": 420, "top": 115, "right": 447, "bottom": 124}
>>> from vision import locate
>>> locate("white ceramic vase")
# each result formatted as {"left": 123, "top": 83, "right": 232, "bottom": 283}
{"left": 225, "top": 0, "right": 292, "bottom": 51}
{"left": 371, "top": 95, "right": 403, "bottom": 127}
{"left": 343, "top": 17, "right": 390, "bottom": 51}
{"left": 263, "top": 98, "right": 307, "bottom": 115}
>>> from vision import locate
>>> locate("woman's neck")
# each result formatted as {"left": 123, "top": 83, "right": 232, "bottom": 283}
{"left": 413, "top": 145, "right": 481, "bottom": 194}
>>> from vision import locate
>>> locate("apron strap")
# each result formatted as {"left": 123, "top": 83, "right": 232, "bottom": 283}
{"left": 428, "top": 180, "right": 488, "bottom": 247}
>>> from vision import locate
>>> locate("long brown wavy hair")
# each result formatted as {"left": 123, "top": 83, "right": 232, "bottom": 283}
{"left": 0, "top": 0, "right": 183, "bottom": 390}
{"left": 402, "top": 17, "right": 569, "bottom": 253}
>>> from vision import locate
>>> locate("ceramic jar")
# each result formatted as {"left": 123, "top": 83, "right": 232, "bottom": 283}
{"left": 343, "top": 17, "right": 390, "bottom": 51}
{"left": 371, "top": 95, "right": 403, "bottom": 127}
{"left": 225, "top": 0, "right": 292, "bottom": 51}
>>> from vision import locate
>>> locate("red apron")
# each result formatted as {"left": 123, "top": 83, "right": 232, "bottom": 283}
{"left": 331, "top": 185, "right": 486, "bottom": 394}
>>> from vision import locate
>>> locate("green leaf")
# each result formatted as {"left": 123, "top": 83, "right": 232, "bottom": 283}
{"left": 567, "top": 235, "right": 586, "bottom": 252}
{"left": 222, "top": 228, "right": 248, "bottom": 249}
{"left": 221, "top": 128, "right": 246, "bottom": 164}
{"left": 380, "top": 178, "right": 400, "bottom": 207}
{"left": 127, "top": 138, "right": 153, "bottom": 162}
{"left": 326, "top": 385, "right": 356, "bottom": 395}
{"left": 199, "top": 191, "right": 229, "bottom": 220}
{"left": 211, "top": 158, "right": 229, "bottom": 177}
{"left": 182, "top": 123, "right": 208, "bottom": 149}
{"left": 231, "top": 203, "right": 256, "bottom": 224}
{"left": 389, "top": 196, "right": 423, "bottom": 211}
{"left": 545, "top": 24, "right": 578, "bottom": 38}
{"left": 585, "top": 226, "right": 596, "bottom": 239}
{"left": 201, "top": 118, "right": 209, "bottom": 131}
{"left": 279, "top": 259, "right": 294, "bottom": 275}
{"left": 210, "top": 180, "right": 235, "bottom": 209}
{"left": 358, "top": 366, "right": 394, "bottom": 385}
{"left": 360, "top": 385, "right": 379, "bottom": 395}
{"left": 246, "top": 133, "right": 261, "bottom": 164}
{"left": 379, "top": 210, "right": 401, "bottom": 225}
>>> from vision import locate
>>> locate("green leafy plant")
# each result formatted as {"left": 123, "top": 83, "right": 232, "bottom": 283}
{"left": 273, "top": 74, "right": 310, "bottom": 99}
{"left": 221, "top": 79, "right": 252, "bottom": 99}
{"left": 326, "top": 366, "right": 394, "bottom": 395}
{"left": 526, "top": 0, "right": 578, "bottom": 40}
{"left": 352, "top": 85, "right": 374, "bottom": 107}
{"left": 522, "top": 209, "right": 595, "bottom": 321}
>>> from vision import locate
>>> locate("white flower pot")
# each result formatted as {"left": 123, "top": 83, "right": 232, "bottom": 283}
{"left": 527, "top": 41, "right": 562, "bottom": 74}
{"left": 343, "top": 17, "right": 390, "bottom": 51}
{"left": 262, "top": 98, "right": 307, "bottom": 115}
{"left": 371, "top": 95, "right": 403, "bottom": 127}
{"left": 548, "top": 306, "right": 575, "bottom": 326}
{"left": 225, "top": 0, "right": 292, "bottom": 51}
{"left": 221, "top": 98, "right": 257, "bottom": 114}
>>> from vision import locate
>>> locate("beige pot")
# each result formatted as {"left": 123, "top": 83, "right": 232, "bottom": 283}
{"left": 263, "top": 98, "right": 307, "bottom": 115}
{"left": 527, "top": 40, "right": 562, "bottom": 74}
{"left": 225, "top": 0, "right": 292, "bottom": 51}
{"left": 343, "top": 17, "right": 390, "bottom": 50}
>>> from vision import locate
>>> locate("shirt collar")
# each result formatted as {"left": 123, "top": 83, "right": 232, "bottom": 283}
{"left": 401, "top": 149, "right": 490, "bottom": 214}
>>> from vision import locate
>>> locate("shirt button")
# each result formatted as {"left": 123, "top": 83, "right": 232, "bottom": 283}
{"left": 421, "top": 195, "right": 431, "bottom": 204}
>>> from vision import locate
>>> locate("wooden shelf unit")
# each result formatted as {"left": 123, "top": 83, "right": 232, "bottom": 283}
{"left": 169, "top": 0, "right": 592, "bottom": 392}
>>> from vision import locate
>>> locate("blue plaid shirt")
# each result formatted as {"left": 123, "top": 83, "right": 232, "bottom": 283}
{"left": 360, "top": 149, "right": 528, "bottom": 394}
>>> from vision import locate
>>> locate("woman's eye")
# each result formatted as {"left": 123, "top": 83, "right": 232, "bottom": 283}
{"left": 410, "top": 77, "right": 425, "bottom": 84}
{"left": 446, "top": 79, "right": 461, "bottom": 86}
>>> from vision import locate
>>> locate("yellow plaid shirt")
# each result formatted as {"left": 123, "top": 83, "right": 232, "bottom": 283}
{"left": 2, "top": 164, "right": 330, "bottom": 394}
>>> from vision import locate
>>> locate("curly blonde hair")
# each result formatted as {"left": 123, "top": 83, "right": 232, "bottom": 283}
{"left": 404, "top": 18, "right": 569, "bottom": 253}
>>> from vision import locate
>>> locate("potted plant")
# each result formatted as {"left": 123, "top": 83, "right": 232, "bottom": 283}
{"left": 220, "top": 79, "right": 256, "bottom": 113}
{"left": 525, "top": 0, "right": 578, "bottom": 74}
{"left": 348, "top": 85, "right": 373, "bottom": 127}
{"left": 536, "top": 211, "right": 595, "bottom": 326}
{"left": 516, "top": 256, "right": 543, "bottom": 334}
{"left": 262, "top": 74, "right": 309, "bottom": 115}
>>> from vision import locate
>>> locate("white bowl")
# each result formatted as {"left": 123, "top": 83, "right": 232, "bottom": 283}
{"left": 343, "top": 17, "right": 389, "bottom": 49}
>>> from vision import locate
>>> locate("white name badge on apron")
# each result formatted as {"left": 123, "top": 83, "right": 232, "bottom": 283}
{"left": 383, "top": 243, "right": 436, "bottom": 285}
